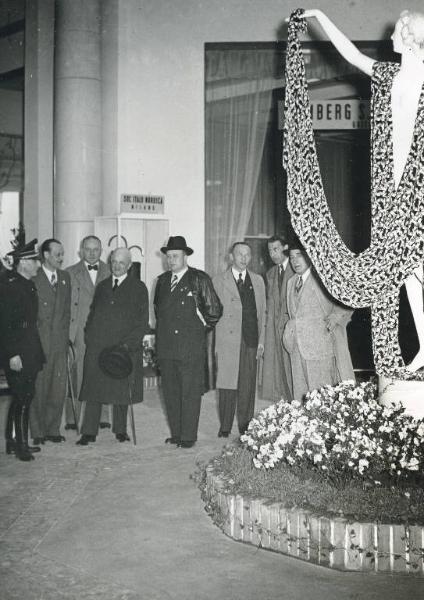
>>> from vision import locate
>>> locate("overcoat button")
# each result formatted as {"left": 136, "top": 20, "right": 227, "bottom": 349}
{"left": 182, "top": 301, "right": 184, "bottom": 305}
{"left": 175, "top": 330, "right": 178, "bottom": 334}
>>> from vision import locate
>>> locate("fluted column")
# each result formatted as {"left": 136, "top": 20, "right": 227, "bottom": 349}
{"left": 54, "top": 0, "right": 101, "bottom": 265}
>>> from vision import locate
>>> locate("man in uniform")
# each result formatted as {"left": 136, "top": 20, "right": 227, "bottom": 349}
{"left": 65, "top": 235, "right": 110, "bottom": 430}
{"left": 154, "top": 236, "right": 222, "bottom": 448}
{"left": 262, "top": 235, "right": 294, "bottom": 402}
{"left": 30, "top": 238, "right": 71, "bottom": 444}
{"left": 0, "top": 240, "right": 45, "bottom": 461}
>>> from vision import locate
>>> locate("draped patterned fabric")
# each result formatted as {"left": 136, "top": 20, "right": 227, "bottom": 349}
{"left": 283, "top": 10, "right": 424, "bottom": 379}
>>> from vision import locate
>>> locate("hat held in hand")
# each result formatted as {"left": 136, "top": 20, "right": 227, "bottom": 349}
{"left": 98, "top": 345, "right": 133, "bottom": 379}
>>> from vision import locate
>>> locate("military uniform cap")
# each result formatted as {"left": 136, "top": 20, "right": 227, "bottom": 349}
{"left": 7, "top": 238, "right": 39, "bottom": 260}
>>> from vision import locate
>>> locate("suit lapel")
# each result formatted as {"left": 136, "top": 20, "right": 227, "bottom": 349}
{"left": 76, "top": 261, "right": 95, "bottom": 292}
{"left": 222, "top": 269, "right": 239, "bottom": 298}
{"left": 97, "top": 261, "right": 110, "bottom": 285}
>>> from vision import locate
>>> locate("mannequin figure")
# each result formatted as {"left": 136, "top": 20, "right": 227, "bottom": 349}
{"left": 300, "top": 9, "right": 424, "bottom": 372}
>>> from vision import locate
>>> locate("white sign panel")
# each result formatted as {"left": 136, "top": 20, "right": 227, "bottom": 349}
{"left": 310, "top": 100, "right": 370, "bottom": 130}
{"left": 120, "top": 194, "right": 164, "bottom": 214}
{"left": 278, "top": 99, "right": 370, "bottom": 130}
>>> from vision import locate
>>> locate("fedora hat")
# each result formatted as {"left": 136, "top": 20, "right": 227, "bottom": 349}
{"left": 160, "top": 236, "right": 193, "bottom": 256}
{"left": 98, "top": 345, "right": 133, "bottom": 379}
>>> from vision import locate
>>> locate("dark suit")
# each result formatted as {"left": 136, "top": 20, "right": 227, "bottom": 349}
{"left": 262, "top": 261, "right": 294, "bottom": 402}
{"left": 66, "top": 259, "right": 110, "bottom": 425}
{"left": 154, "top": 267, "right": 222, "bottom": 443}
{"left": 30, "top": 267, "right": 71, "bottom": 439}
{"left": 79, "top": 275, "right": 149, "bottom": 436}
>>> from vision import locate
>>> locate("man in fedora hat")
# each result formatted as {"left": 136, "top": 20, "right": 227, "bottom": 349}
{"left": 0, "top": 239, "right": 45, "bottom": 461}
{"left": 154, "top": 236, "right": 222, "bottom": 448}
{"left": 76, "top": 247, "right": 149, "bottom": 445}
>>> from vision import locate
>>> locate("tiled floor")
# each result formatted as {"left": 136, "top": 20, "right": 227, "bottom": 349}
{"left": 1, "top": 389, "right": 423, "bottom": 600}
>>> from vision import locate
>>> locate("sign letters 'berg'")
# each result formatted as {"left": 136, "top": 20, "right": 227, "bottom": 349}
{"left": 120, "top": 194, "right": 164, "bottom": 214}
{"left": 278, "top": 99, "right": 370, "bottom": 130}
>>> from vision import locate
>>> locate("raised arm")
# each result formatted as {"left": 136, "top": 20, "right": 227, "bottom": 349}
{"left": 301, "top": 9, "right": 375, "bottom": 76}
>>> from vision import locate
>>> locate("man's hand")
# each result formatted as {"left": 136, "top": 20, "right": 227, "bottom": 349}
{"left": 256, "top": 344, "right": 265, "bottom": 359}
{"left": 325, "top": 314, "right": 339, "bottom": 332}
{"left": 9, "top": 355, "right": 23, "bottom": 372}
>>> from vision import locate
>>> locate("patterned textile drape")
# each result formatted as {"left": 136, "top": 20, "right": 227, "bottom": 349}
{"left": 205, "top": 77, "right": 272, "bottom": 277}
{"left": 283, "top": 10, "right": 424, "bottom": 379}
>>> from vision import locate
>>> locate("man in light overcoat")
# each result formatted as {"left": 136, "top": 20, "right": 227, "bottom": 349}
{"left": 30, "top": 238, "right": 71, "bottom": 444}
{"left": 66, "top": 235, "right": 110, "bottom": 429}
{"left": 262, "top": 235, "right": 294, "bottom": 402}
{"left": 283, "top": 243, "right": 355, "bottom": 402}
{"left": 213, "top": 241, "right": 266, "bottom": 437}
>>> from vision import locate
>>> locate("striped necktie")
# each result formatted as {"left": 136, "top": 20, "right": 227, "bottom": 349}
{"left": 295, "top": 275, "right": 303, "bottom": 294}
{"left": 50, "top": 272, "right": 57, "bottom": 290}
{"left": 170, "top": 274, "right": 178, "bottom": 292}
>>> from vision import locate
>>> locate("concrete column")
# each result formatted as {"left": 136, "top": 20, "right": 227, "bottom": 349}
{"left": 24, "top": 0, "right": 55, "bottom": 243}
{"left": 54, "top": 0, "right": 102, "bottom": 266}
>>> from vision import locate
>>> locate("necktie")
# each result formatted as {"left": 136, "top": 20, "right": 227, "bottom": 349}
{"left": 88, "top": 264, "right": 98, "bottom": 271}
{"left": 295, "top": 275, "right": 303, "bottom": 294}
{"left": 113, "top": 278, "right": 119, "bottom": 291}
{"left": 278, "top": 264, "right": 284, "bottom": 292}
{"left": 237, "top": 272, "right": 243, "bottom": 288}
{"left": 170, "top": 274, "right": 178, "bottom": 292}
{"left": 50, "top": 272, "right": 57, "bottom": 290}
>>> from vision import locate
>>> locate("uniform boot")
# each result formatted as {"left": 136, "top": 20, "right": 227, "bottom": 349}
{"left": 14, "top": 403, "right": 34, "bottom": 461}
{"left": 5, "top": 399, "right": 16, "bottom": 454}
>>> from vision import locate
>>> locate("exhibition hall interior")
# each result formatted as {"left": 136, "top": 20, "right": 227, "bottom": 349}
{"left": 1, "top": 2, "right": 424, "bottom": 599}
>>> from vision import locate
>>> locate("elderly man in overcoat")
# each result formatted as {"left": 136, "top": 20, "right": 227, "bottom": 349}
{"left": 65, "top": 235, "right": 110, "bottom": 430}
{"left": 76, "top": 247, "right": 149, "bottom": 445}
{"left": 154, "top": 236, "right": 222, "bottom": 448}
{"left": 30, "top": 238, "right": 71, "bottom": 444}
{"left": 283, "top": 243, "right": 355, "bottom": 402}
{"left": 262, "top": 235, "right": 294, "bottom": 402}
{"left": 213, "top": 241, "right": 266, "bottom": 437}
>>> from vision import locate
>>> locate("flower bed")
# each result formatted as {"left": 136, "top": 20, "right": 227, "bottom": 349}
{"left": 199, "top": 381, "right": 424, "bottom": 574}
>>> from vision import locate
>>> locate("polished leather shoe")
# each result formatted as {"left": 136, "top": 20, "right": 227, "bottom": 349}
{"left": 165, "top": 437, "right": 180, "bottom": 445}
{"left": 45, "top": 435, "right": 66, "bottom": 443}
{"left": 76, "top": 434, "right": 96, "bottom": 445}
{"left": 116, "top": 433, "right": 130, "bottom": 442}
{"left": 99, "top": 422, "right": 111, "bottom": 429}
{"left": 64, "top": 424, "right": 77, "bottom": 431}
{"left": 178, "top": 440, "right": 195, "bottom": 448}
{"left": 32, "top": 437, "right": 45, "bottom": 445}
{"left": 218, "top": 430, "right": 229, "bottom": 438}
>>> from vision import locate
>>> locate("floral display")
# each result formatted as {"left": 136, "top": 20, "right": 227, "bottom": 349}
{"left": 241, "top": 381, "right": 424, "bottom": 486}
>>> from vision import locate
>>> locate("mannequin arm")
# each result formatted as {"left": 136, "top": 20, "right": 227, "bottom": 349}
{"left": 301, "top": 9, "right": 375, "bottom": 76}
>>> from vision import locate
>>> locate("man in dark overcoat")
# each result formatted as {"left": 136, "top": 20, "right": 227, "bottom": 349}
{"left": 76, "top": 247, "right": 149, "bottom": 445}
{"left": 0, "top": 240, "right": 45, "bottom": 461}
{"left": 262, "top": 235, "right": 294, "bottom": 402}
{"left": 65, "top": 235, "right": 110, "bottom": 430}
{"left": 154, "top": 236, "right": 222, "bottom": 448}
{"left": 30, "top": 238, "right": 71, "bottom": 444}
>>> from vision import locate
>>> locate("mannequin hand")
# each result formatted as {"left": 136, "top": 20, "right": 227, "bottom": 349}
{"left": 257, "top": 344, "right": 265, "bottom": 359}
{"left": 9, "top": 355, "right": 23, "bottom": 371}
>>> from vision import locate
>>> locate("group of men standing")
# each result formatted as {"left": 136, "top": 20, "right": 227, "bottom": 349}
{"left": 1, "top": 230, "right": 354, "bottom": 461}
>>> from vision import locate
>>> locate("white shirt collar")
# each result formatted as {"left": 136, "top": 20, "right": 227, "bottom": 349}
{"left": 232, "top": 267, "right": 246, "bottom": 282}
{"left": 279, "top": 258, "right": 289, "bottom": 271}
{"left": 112, "top": 273, "right": 128, "bottom": 287}
{"left": 42, "top": 264, "right": 57, "bottom": 280}
{"left": 299, "top": 267, "right": 311, "bottom": 283}
{"left": 171, "top": 266, "right": 188, "bottom": 282}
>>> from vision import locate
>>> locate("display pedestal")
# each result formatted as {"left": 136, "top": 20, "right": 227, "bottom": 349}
{"left": 379, "top": 376, "right": 424, "bottom": 420}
